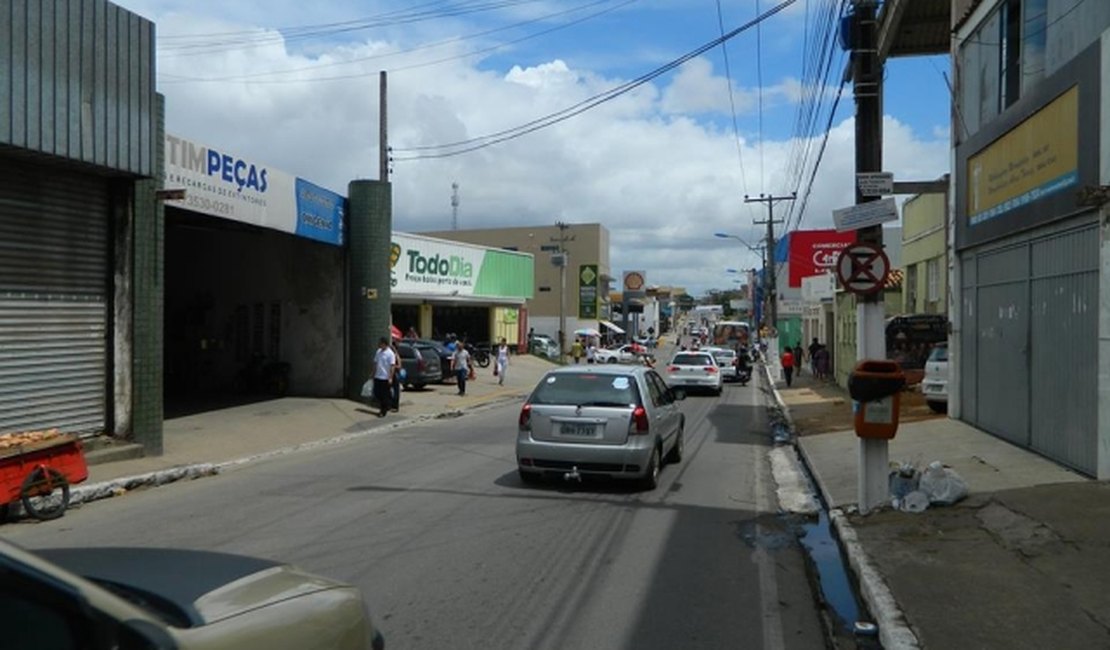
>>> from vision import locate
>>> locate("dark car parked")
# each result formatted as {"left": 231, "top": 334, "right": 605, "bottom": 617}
{"left": 397, "top": 342, "right": 443, "bottom": 389}
{"left": 403, "top": 339, "right": 453, "bottom": 383}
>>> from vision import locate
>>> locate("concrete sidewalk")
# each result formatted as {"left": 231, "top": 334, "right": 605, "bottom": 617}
{"left": 767, "top": 368, "right": 1110, "bottom": 649}
{"left": 64, "top": 353, "right": 562, "bottom": 506}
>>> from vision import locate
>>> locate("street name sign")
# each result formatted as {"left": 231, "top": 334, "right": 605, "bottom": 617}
{"left": 833, "top": 197, "right": 898, "bottom": 232}
{"left": 856, "top": 172, "right": 894, "bottom": 197}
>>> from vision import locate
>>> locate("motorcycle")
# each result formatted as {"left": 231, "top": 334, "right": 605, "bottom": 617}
{"left": 735, "top": 349, "right": 753, "bottom": 386}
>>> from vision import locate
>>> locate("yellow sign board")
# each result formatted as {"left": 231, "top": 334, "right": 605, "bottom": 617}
{"left": 967, "top": 86, "right": 1078, "bottom": 225}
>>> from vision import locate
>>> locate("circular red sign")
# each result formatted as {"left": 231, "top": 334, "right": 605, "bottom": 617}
{"left": 624, "top": 272, "right": 645, "bottom": 291}
{"left": 835, "top": 244, "right": 890, "bottom": 296}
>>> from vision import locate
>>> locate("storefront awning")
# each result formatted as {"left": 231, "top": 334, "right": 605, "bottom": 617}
{"left": 600, "top": 320, "right": 625, "bottom": 334}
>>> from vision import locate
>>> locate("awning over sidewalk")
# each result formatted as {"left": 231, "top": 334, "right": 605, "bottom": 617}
{"left": 600, "top": 319, "right": 625, "bottom": 334}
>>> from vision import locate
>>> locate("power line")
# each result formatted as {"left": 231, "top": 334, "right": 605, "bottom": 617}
{"left": 391, "top": 0, "right": 798, "bottom": 161}
{"left": 755, "top": 0, "right": 765, "bottom": 190}
{"left": 714, "top": 0, "right": 753, "bottom": 215}
{"left": 160, "top": 0, "right": 635, "bottom": 84}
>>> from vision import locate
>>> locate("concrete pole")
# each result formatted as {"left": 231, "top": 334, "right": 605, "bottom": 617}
{"left": 853, "top": 0, "right": 889, "bottom": 514}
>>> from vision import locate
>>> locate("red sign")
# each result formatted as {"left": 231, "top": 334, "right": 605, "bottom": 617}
{"left": 835, "top": 244, "right": 890, "bottom": 295}
{"left": 787, "top": 229, "right": 856, "bottom": 287}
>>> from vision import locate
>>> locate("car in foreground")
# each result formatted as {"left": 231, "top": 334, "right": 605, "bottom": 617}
{"left": 397, "top": 342, "right": 442, "bottom": 389}
{"left": 516, "top": 365, "right": 686, "bottom": 489}
{"left": 921, "top": 342, "right": 948, "bottom": 413}
{"left": 0, "top": 539, "right": 384, "bottom": 650}
{"left": 664, "top": 351, "right": 723, "bottom": 395}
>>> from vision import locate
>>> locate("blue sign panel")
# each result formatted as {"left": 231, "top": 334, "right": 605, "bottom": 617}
{"left": 294, "top": 178, "right": 346, "bottom": 246}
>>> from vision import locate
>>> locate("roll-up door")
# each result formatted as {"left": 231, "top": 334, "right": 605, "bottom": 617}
{"left": 0, "top": 160, "right": 110, "bottom": 436}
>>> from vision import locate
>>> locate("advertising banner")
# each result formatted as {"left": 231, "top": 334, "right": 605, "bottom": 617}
{"left": 966, "top": 86, "right": 1078, "bottom": 226}
{"left": 787, "top": 229, "right": 856, "bottom": 287}
{"left": 578, "top": 264, "right": 598, "bottom": 319}
{"left": 163, "top": 133, "right": 344, "bottom": 246}
{"left": 390, "top": 233, "right": 533, "bottom": 300}
{"left": 801, "top": 273, "right": 836, "bottom": 302}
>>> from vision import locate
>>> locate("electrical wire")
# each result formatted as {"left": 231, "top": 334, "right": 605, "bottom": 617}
{"left": 159, "top": 0, "right": 633, "bottom": 83}
{"left": 713, "top": 0, "right": 754, "bottom": 220}
{"left": 390, "top": 0, "right": 798, "bottom": 161}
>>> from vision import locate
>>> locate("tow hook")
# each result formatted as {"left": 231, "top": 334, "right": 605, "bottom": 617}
{"left": 563, "top": 466, "right": 582, "bottom": 483}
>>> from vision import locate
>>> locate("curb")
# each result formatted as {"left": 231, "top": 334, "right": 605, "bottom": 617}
{"left": 57, "top": 391, "right": 528, "bottom": 514}
{"left": 758, "top": 363, "right": 921, "bottom": 650}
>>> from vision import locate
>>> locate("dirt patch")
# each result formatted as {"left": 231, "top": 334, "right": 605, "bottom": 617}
{"left": 779, "top": 372, "right": 943, "bottom": 436}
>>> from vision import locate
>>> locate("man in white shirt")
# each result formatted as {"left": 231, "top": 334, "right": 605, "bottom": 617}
{"left": 372, "top": 336, "right": 396, "bottom": 417}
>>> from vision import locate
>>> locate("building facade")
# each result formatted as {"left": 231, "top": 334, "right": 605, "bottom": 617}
{"left": 951, "top": 0, "right": 1110, "bottom": 478}
{"left": 901, "top": 188, "right": 948, "bottom": 315}
{"left": 421, "top": 223, "right": 611, "bottom": 345}
{"left": 0, "top": 1, "right": 164, "bottom": 451}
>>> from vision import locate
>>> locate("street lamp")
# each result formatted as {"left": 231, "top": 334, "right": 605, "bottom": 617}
{"left": 717, "top": 232, "right": 768, "bottom": 330}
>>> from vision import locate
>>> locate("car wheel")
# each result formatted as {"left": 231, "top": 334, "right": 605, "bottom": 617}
{"left": 927, "top": 400, "right": 947, "bottom": 414}
{"left": 714, "top": 386, "right": 722, "bottom": 396}
{"left": 519, "top": 469, "right": 542, "bottom": 485}
{"left": 607, "top": 358, "right": 617, "bottom": 364}
{"left": 641, "top": 448, "right": 660, "bottom": 490}
{"left": 665, "top": 426, "right": 684, "bottom": 464}
{"left": 413, "top": 383, "right": 426, "bottom": 390}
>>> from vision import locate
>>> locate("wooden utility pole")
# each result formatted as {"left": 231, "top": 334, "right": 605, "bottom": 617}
{"left": 745, "top": 192, "right": 794, "bottom": 331}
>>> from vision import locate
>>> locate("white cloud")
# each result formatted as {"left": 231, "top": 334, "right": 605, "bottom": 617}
{"left": 121, "top": 1, "right": 950, "bottom": 297}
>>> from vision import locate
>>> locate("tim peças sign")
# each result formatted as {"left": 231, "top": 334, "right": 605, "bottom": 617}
{"left": 162, "top": 133, "right": 344, "bottom": 246}
{"left": 391, "top": 233, "right": 484, "bottom": 295}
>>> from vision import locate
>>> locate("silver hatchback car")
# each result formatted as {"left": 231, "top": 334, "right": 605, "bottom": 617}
{"left": 516, "top": 365, "right": 686, "bottom": 490}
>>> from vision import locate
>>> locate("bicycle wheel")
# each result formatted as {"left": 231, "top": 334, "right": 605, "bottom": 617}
{"left": 21, "top": 467, "right": 70, "bottom": 521}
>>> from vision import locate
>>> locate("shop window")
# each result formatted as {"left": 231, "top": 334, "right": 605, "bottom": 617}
{"left": 252, "top": 302, "right": 264, "bottom": 356}
{"left": 927, "top": 259, "right": 941, "bottom": 304}
{"left": 268, "top": 301, "right": 281, "bottom": 360}
{"left": 234, "top": 305, "right": 249, "bottom": 362}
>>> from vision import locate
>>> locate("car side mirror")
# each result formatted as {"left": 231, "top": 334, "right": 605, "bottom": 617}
{"left": 671, "top": 387, "right": 687, "bottom": 401}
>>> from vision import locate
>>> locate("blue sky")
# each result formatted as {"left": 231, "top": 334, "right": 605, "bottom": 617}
{"left": 116, "top": 0, "right": 951, "bottom": 296}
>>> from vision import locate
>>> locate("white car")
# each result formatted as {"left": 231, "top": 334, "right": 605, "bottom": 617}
{"left": 708, "top": 348, "right": 738, "bottom": 382}
{"left": 664, "top": 351, "right": 723, "bottom": 395}
{"left": 594, "top": 344, "right": 643, "bottom": 364}
{"left": 921, "top": 343, "right": 948, "bottom": 413}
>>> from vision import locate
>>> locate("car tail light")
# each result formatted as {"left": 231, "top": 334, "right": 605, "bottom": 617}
{"left": 629, "top": 406, "right": 649, "bottom": 435}
{"left": 417, "top": 357, "right": 426, "bottom": 371}
{"left": 519, "top": 404, "right": 532, "bottom": 431}
{"left": 667, "top": 365, "right": 680, "bottom": 372}
{"left": 705, "top": 366, "right": 718, "bottom": 374}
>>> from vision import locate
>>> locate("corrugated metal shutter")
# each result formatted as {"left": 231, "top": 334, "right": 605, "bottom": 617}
{"left": 0, "top": 160, "right": 109, "bottom": 436}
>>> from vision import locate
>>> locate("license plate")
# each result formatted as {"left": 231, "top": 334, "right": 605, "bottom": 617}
{"left": 560, "top": 424, "right": 598, "bottom": 437}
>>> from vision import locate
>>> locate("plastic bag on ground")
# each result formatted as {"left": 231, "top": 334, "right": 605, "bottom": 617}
{"left": 919, "top": 461, "right": 969, "bottom": 505}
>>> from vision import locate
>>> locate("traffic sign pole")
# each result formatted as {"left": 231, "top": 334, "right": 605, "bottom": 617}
{"left": 852, "top": 0, "right": 888, "bottom": 515}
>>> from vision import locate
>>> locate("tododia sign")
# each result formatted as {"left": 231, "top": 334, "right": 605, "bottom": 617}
{"left": 787, "top": 229, "right": 856, "bottom": 287}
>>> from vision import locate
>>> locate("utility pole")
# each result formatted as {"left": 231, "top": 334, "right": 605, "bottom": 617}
{"left": 852, "top": 0, "right": 887, "bottom": 514}
{"left": 745, "top": 192, "right": 794, "bottom": 332}
{"left": 450, "top": 182, "right": 460, "bottom": 230}
{"left": 552, "top": 222, "right": 575, "bottom": 355}
{"left": 379, "top": 71, "right": 389, "bottom": 181}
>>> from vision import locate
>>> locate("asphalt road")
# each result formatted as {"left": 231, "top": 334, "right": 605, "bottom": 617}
{"left": 3, "top": 379, "right": 827, "bottom": 650}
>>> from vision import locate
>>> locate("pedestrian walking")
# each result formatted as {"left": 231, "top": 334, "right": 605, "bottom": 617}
{"left": 495, "top": 337, "right": 510, "bottom": 385}
{"left": 815, "top": 345, "right": 830, "bottom": 380}
{"left": 781, "top": 347, "right": 796, "bottom": 388}
{"left": 451, "top": 338, "right": 473, "bottom": 396}
{"left": 372, "top": 337, "right": 396, "bottom": 417}
{"left": 808, "top": 337, "right": 821, "bottom": 376}
{"left": 793, "top": 342, "right": 804, "bottom": 377}
{"left": 571, "top": 337, "right": 584, "bottom": 364}
{"left": 586, "top": 340, "right": 597, "bottom": 364}
{"left": 390, "top": 341, "right": 403, "bottom": 412}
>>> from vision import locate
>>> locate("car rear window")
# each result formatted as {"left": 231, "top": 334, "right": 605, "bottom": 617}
{"left": 672, "top": 353, "right": 713, "bottom": 366}
{"left": 530, "top": 373, "right": 641, "bottom": 407}
{"left": 928, "top": 345, "right": 948, "bottom": 362}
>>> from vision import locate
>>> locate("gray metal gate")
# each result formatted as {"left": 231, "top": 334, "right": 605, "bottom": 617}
{"left": 960, "top": 220, "right": 1099, "bottom": 475}
{"left": 0, "top": 161, "right": 109, "bottom": 436}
